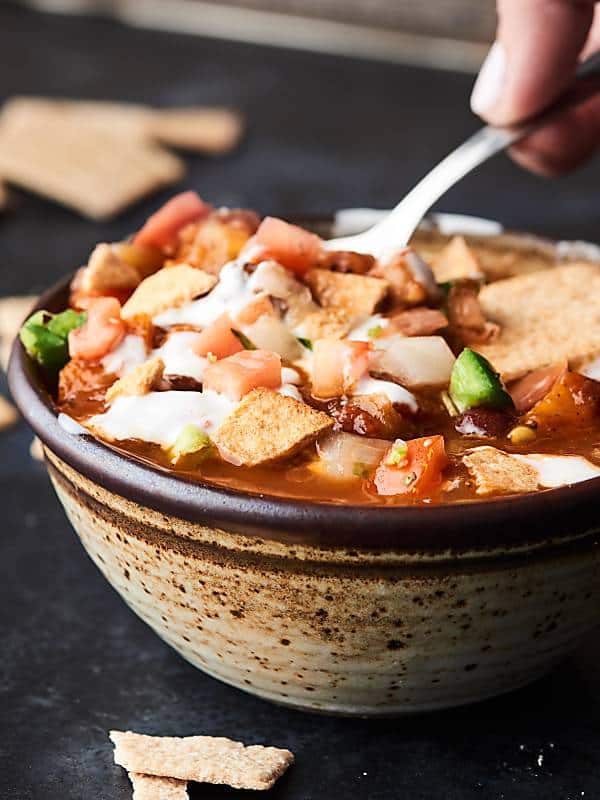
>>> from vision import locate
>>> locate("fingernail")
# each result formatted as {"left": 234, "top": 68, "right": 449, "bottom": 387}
{"left": 470, "top": 41, "right": 506, "bottom": 115}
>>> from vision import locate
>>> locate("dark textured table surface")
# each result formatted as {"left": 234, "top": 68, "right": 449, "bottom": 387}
{"left": 2, "top": 5, "right": 600, "bottom": 798}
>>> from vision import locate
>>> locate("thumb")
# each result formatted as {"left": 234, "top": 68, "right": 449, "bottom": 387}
{"left": 471, "top": 0, "right": 595, "bottom": 126}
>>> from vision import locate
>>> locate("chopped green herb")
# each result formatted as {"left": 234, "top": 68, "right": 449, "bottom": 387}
{"left": 19, "top": 309, "right": 86, "bottom": 371}
{"left": 169, "top": 425, "right": 213, "bottom": 466}
{"left": 206, "top": 351, "right": 217, "bottom": 364}
{"left": 296, "top": 336, "right": 313, "bottom": 351}
{"left": 367, "top": 325, "right": 384, "bottom": 339}
{"left": 385, "top": 438, "right": 408, "bottom": 466}
{"left": 449, "top": 348, "right": 513, "bottom": 414}
{"left": 231, "top": 328, "right": 256, "bottom": 350}
{"left": 352, "top": 462, "right": 369, "bottom": 478}
{"left": 440, "top": 390, "right": 459, "bottom": 418}
{"left": 404, "top": 471, "right": 417, "bottom": 486}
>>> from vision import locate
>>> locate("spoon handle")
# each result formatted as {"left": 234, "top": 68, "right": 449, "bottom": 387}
{"left": 327, "top": 50, "right": 600, "bottom": 256}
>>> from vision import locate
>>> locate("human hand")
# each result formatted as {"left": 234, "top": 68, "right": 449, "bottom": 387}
{"left": 470, "top": 0, "right": 600, "bottom": 175}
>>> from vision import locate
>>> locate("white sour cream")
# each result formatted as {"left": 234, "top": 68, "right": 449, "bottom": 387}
{"left": 347, "top": 315, "right": 389, "bottom": 342}
{"left": 87, "top": 390, "right": 236, "bottom": 446}
{"left": 101, "top": 334, "right": 147, "bottom": 377}
{"left": 353, "top": 375, "right": 418, "bottom": 412}
{"left": 512, "top": 453, "right": 600, "bottom": 488}
{"left": 152, "top": 331, "right": 208, "bottom": 381}
{"left": 277, "top": 383, "right": 303, "bottom": 401}
{"left": 281, "top": 367, "right": 302, "bottom": 385}
{"left": 580, "top": 356, "right": 600, "bottom": 382}
{"left": 153, "top": 261, "right": 254, "bottom": 328}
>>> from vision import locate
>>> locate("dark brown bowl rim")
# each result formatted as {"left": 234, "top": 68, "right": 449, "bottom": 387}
{"left": 8, "top": 236, "right": 600, "bottom": 552}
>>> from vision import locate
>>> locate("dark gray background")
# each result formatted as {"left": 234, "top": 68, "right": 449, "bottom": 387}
{"left": 2, "top": 4, "right": 600, "bottom": 798}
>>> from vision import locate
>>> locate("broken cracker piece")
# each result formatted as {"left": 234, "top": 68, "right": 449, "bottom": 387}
{"left": 0, "top": 101, "right": 184, "bottom": 220}
{"left": 0, "top": 394, "right": 18, "bottom": 432}
{"left": 110, "top": 730, "right": 294, "bottom": 791}
{"left": 129, "top": 773, "right": 188, "bottom": 800}
{"left": 3, "top": 98, "right": 243, "bottom": 155}
{"left": 305, "top": 269, "right": 388, "bottom": 323}
{"left": 148, "top": 108, "right": 244, "bottom": 154}
{"left": 80, "top": 244, "right": 141, "bottom": 294}
{"left": 463, "top": 446, "right": 539, "bottom": 496}
{"left": 213, "top": 388, "right": 333, "bottom": 467}
{"left": 300, "top": 307, "right": 353, "bottom": 340}
{"left": 477, "top": 263, "right": 600, "bottom": 381}
{"left": 106, "top": 357, "right": 164, "bottom": 403}
{"left": 431, "top": 235, "right": 484, "bottom": 283}
{"left": 122, "top": 265, "right": 216, "bottom": 319}
{"left": 0, "top": 294, "right": 37, "bottom": 370}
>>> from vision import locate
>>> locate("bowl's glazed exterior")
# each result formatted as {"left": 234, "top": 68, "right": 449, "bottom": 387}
{"left": 9, "top": 216, "right": 600, "bottom": 715}
{"left": 44, "top": 448, "right": 600, "bottom": 715}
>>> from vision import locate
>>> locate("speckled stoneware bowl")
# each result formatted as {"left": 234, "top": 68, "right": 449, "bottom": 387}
{"left": 9, "top": 214, "right": 600, "bottom": 716}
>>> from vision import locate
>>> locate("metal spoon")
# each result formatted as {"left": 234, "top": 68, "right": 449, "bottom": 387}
{"left": 325, "top": 51, "right": 600, "bottom": 258}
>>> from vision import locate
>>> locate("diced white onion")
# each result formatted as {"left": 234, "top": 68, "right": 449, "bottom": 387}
{"left": 317, "top": 431, "right": 389, "bottom": 479}
{"left": 243, "top": 314, "right": 303, "bottom": 361}
{"left": 372, "top": 335, "right": 455, "bottom": 389}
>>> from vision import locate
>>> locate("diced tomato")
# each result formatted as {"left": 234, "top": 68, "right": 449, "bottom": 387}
{"left": 510, "top": 361, "right": 567, "bottom": 414}
{"left": 134, "top": 191, "right": 211, "bottom": 251}
{"left": 526, "top": 371, "right": 600, "bottom": 431}
{"left": 68, "top": 297, "right": 126, "bottom": 361}
{"left": 246, "top": 216, "right": 322, "bottom": 275}
{"left": 193, "top": 313, "right": 244, "bottom": 360}
{"left": 202, "top": 349, "right": 282, "bottom": 400}
{"left": 374, "top": 435, "right": 448, "bottom": 497}
{"left": 312, "top": 339, "right": 370, "bottom": 398}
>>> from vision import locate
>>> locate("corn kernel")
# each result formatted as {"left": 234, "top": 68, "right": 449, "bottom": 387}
{"left": 508, "top": 425, "right": 536, "bottom": 445}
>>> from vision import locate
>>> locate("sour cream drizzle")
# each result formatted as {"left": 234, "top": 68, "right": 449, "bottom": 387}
{"left": 347, "top": 315, "right": 389, "bottom": 342}
{"left": 101, "top": 334, "right": 147, "bottom": 377}
{"left": 153, "top": 261, "right": 254, "bottom": 328}
{"left": 87, "top": 390, "right": 236, "bottom": 446}
{"left": 152, "top": 331, "right": 208, "bottom": 381}
{"left": 353, "top": 375, "right": 418, "bottom": 411}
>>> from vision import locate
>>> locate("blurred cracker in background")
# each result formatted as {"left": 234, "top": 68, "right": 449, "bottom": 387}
{"left": 0, "top": 97, "right": 245, "bottom": 220}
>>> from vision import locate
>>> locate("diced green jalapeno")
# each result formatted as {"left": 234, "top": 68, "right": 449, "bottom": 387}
{"left": 449, "top": 348, "right": 513, "bottom": 413}
{"left": 19, "top": 309, "right": 86, "bottom": 371}
{"left": 385, "top": 438, "right": 409, "bottom": 466}
{"left": 169, "top": 425, "right": 213, "bottom": 466}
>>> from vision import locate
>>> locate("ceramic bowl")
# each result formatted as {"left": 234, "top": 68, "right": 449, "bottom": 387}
{"left": 9, "top": 215, "right": 600, "bottom": 716}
